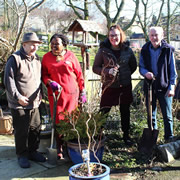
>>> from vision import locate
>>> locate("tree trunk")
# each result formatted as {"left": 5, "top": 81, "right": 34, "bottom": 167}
{"left": 166, "top": 0, "right": 170, "bottom": 43}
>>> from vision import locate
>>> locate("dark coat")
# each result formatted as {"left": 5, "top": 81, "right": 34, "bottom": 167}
{"left": 93, "top": 38, "right": 137, "bottom": 88}
{"left": 141, "top": 40, "right": 175, "bottom": 92}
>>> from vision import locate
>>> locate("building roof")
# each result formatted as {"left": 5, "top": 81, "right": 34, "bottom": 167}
{"left": 68, "top": 19, "right": 105, "bottom": 34}
{"left": 130, "top": 33, "right": 144, "bottom": 39}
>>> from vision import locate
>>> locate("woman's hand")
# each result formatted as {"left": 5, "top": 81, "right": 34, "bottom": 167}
{"left": 79, "top": 90, "right": 87, "bottom": 103}
{"left": 49, "top": 81, "right": 62, "bottom": 92}
{"left": 108, "top": 65, "right": 119, "bottom": 77}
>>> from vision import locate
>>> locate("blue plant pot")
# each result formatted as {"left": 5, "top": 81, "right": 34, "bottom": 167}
{"left": 67, "top": 137, "right": 105, "bottom": 164}
{"left": 69, "top": 162, "right": 110, "bottom": 180}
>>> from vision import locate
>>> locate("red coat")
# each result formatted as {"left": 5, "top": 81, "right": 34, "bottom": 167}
{"left": 42, "top": 50, "right": 85, "bottom": 124}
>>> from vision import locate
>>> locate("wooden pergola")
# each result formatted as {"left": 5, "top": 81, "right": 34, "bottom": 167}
{"left": 68, "top": 19, "right": 105, "bottom": 77}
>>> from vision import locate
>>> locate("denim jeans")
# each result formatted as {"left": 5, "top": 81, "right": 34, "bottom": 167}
{"left": 146, "top": 90, "right": 173, "bottom": 140}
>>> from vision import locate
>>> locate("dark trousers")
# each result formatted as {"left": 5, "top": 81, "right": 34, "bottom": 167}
{"left": 11, "top": 108, "right": 41, "bottom": 158}
{"left": 55, "top": 132, "right": 64, "bottom": 156}
{"left": 100, "top": 104, "right": 130, "bottom": 136}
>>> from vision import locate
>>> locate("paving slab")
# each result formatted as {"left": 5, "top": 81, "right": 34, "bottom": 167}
{"left": 1, "top": 134, "right": 180, "bottom": 180}
{"left": 29, "top": 161, "right": 72, "bottom": 180}
{"left": 0, "top": 134, "right": 71, "bottom": 180}
{"left": 110, "top": 173, "right": 137, "bottom": 180}
{"left": 0, "top": 158, "right": 47, "bottom": 180}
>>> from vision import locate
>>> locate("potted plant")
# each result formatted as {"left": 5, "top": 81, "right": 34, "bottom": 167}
{"left": 56, "top": 102, "right": 110, "bottom": 179}
{"left": 56, "top": 104, "right": 107, "bottom": 164}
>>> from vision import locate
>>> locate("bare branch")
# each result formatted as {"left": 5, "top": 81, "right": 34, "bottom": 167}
{"left": 4, "top": 0, "right": 19, "bottom": 15}
{"left": 1, "top": 0, "right": 46, "bottom": 54}
{"left": 94, "top": 0, "right": 107, "bottom": 17}
{"left": 115, "top": 0, "right": 119, "bottom": 9}
{"left": 12, "top": 0, "right": 28, "bottom": 51}
{"left": 123, "top": 0, "right": 139, "bottom": 31}
{"left": 0, "top": 37, "right": 13, "bottom": 47}
{"left": 112, "top": 0, "right": 125, "bottom": 24}
{"left": 155, "top": 0, "right": 165, "bottom": 25}
{"left": 29, "top": 0, "right": 46, "bottom": 13}
{"left": 64, "top": 0, "right": 83, "bottom": 19}
{"left": 105, "top": 0, "right": 110, "bottom": 15}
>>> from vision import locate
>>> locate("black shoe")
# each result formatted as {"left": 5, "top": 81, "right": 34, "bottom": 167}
{"left": 18, "top": 157, "right": 30, "bottom": 168}
{"left": 29, "top": 151, "right": 46, "bottom": 162}
{"left": 124, "top": 138, "right": 133, "bottom": 146}
{"left": 123, "top": 135, "right": 133, "bottom": 146}
{"left": 165, "top": 136, "right": 176, "bottom": 143}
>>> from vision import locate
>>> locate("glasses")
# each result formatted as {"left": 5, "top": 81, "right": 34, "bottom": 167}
{"left": 109, "top": 34, "right": 120, "bottom": 38}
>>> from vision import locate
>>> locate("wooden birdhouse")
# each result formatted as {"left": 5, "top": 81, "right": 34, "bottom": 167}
{"left": 68, "top": 19, "right": 104, "bottom": 47}
{"left": 68, "top": 19, "right": 105, "bottom": 77}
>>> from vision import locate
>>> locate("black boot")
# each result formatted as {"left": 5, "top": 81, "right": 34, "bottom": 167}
{"left": 123, "top": 133, "right": 133, "bottom": 146}
{"left": 55, "top": 133, "right": 64, "bottom": 159}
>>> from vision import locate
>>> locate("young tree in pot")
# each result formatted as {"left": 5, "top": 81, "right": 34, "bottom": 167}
{"left": 56, "top": 104, "right": 107, "bottom": 164}
{"left": 56, "top": 103, "right": 110, "bottom": 179}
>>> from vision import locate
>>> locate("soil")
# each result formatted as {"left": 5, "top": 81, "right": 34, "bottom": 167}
{"left": 103, "top": 130, "right": 180, "bottom": 180}
{"left": 71, "top": 163, "right": 106, "bottom": 177}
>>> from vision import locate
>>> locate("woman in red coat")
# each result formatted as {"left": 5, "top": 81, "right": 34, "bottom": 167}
{"left": 42, "top": 34, "right": 86, "bottom": 159}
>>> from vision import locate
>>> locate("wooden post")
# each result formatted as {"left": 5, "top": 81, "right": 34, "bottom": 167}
{"left": 81, "top": 46, "right": 86, "bottom": 79}
{"left": 96, "top": 32, "right": 98, "bottom": 44}
{"left": 85, "top": 47, "right": 90, "bottom": 70}
{"left": 83, "top": 32, "right": 85, "bottom": 44}
{"left": 85, "top": 31, "right": 88, "bottom": 44}
{"left": 72, "top": 31, "right": 75, "bottom": 43}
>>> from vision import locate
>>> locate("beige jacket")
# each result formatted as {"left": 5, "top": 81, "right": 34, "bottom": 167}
{"left": 4, "top": 47, "right": 42, "bottom": 109}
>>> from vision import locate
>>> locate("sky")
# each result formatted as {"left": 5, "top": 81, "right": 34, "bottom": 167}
{"left": 44, "top": 0, "right": 179, "bottom": 21}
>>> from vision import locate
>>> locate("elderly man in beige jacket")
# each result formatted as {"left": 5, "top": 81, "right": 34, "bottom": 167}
{"left": 4, "top": 32, "right": 46, "bottom": 168}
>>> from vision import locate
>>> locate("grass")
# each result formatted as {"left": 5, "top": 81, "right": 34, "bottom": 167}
{"left": 68, "top": 46, "right": 98, "bottom": 66}
{"left": 37, "top": 45, "right": 49, "bottom": 60}
{"left": 36, "top": 44, "right": 98, "bottom": 66}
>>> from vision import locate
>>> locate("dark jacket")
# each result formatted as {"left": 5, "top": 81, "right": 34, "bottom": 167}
{"left": 141, "top": 40, "right": 175, "bottom": 92}
{"left": 93, "top": 38, "right": 137, "bottom": 88}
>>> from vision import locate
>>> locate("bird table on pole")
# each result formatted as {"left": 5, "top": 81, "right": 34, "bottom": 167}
{"left": 68, "top": 19, "right": 105, "bottom": 78}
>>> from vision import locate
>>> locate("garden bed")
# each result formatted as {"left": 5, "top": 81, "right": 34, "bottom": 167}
{"left": 102, "top": 105, "right": 180, "bottom": 179}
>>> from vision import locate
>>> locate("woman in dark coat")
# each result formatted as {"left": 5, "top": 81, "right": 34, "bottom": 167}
{"left": 93, "top": 24, "right": 137, "bottom": 145}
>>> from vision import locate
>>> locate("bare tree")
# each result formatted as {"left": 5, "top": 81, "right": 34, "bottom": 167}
{"left": 35, "top": 7, "right": 59, "bottom": 34}
{"left": 166, "top": 0, "right": 170, "bottom": 43}
{"left": 137, "top": 0, "right": 165, "bottom": 42}
{"left": 0, "top": 0, "right": 46, "bottom": 54}
{"left": 57, "top": 10, "right": 77, "bottom": 34}
{"left": 0, "top": 0, "right": 46, "bottom": 79}
{"left": 165, "top": 0, "right": 179, "bottom": 43}
{"left": 137, "top": 0, "right": 180, "bottom": 42}
{"left": 63, "top": 0, "right": 140, "bottom": 31}
{"left": 35, "top": 6, "right": 77, "bottom": 34}
{"left": 63, "top": 0, "right": 89, "bottom": 20}
{"left": 94, "top": 0, "right": 139, "bottom": 30}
